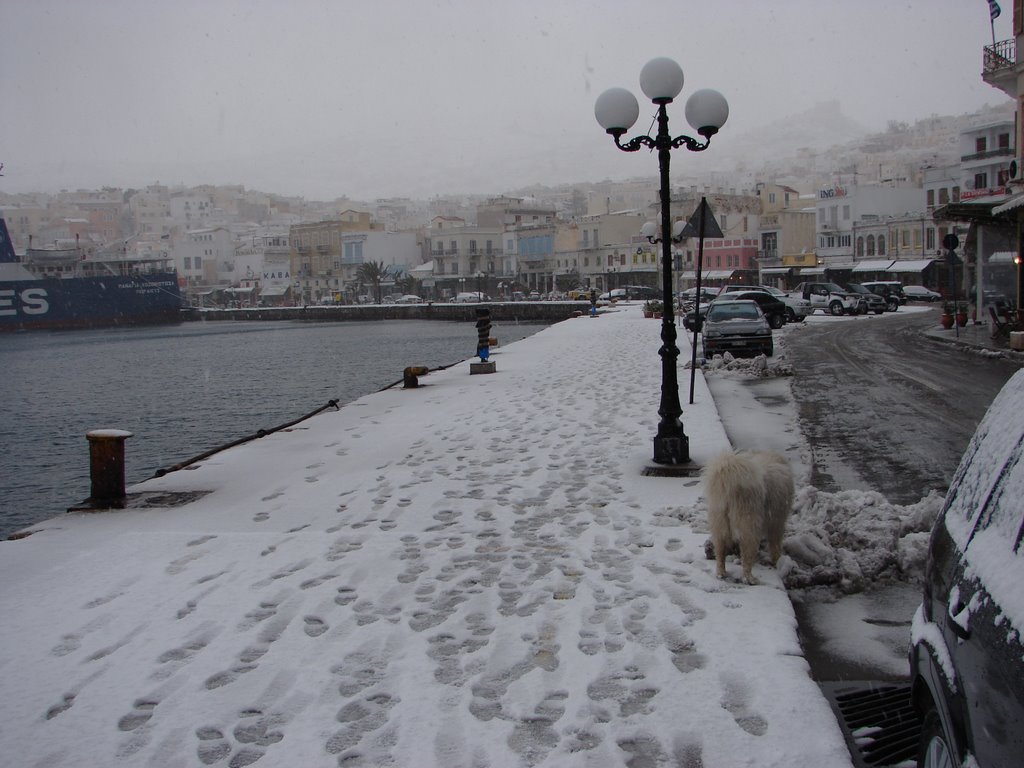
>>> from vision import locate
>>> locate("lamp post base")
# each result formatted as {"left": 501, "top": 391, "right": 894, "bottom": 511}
{"left": 653, "top": 431, "right": 689, "bottom": 465}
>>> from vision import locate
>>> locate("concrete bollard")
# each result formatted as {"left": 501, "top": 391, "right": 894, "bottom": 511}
{"left": 86, "top": 429, "right": 133, "bottom": 507}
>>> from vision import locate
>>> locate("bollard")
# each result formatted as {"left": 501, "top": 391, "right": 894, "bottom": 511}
{"left": 86, "top": 429, "right": 133, "bottom": 508}
{"left": 403, "top": 365, "right": 430, "bottom": 388}
{"left": 475, "top": 308, "right": 492, "bottom": 361}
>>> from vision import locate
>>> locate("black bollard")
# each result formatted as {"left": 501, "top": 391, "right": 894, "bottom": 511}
{"left": 86, "top": 429, "right": 133, "bottom": 508}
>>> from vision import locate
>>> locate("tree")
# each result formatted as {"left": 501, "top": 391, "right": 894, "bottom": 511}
{"left": 355, "top": 261, "right": 392, "bottom": 304}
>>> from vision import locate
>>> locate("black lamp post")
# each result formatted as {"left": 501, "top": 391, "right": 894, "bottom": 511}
{"left": 595, "top": 57, "right": 728, "bottom": 465}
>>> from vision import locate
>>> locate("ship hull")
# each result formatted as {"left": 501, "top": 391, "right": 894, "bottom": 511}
{"left": 0, "top": 273, "right": 183, "bottom": 331}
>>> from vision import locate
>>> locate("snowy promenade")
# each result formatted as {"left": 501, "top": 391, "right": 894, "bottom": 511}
{"left": 0, "top": 304, "right": 854, "bottom": 767}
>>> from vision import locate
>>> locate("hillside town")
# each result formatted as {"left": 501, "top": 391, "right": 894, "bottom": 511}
{"left": 2, "top": 94, "right": 1023, "bottom": 312}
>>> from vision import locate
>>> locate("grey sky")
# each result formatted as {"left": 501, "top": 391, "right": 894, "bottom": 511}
{"left": 0, "top": 0, "right": 1013, "bottom": 200}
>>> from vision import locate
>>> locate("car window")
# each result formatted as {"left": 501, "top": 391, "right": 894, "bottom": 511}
{"left": 944, "top": 370, "right": 1024, "bottom": 549}
{"left": 709, "top": 303, "right": 759, "bottom": 320}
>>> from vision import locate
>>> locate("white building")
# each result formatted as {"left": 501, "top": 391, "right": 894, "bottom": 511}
{"left": 815, "top": 182, "right": 925, "bottom": 265}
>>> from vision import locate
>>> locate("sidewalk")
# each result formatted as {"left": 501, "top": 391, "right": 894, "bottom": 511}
{"left": 0, "top": 304, "right": 854, "bottom": 768}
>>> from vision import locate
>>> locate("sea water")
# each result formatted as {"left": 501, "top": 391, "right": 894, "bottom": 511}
{"left": 0, "top": 318, "right": 547, "bottom": 538}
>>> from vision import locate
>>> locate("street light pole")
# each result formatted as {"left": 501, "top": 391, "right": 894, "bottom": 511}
{"left": 595, "top": 57, "right": 728, "bottom": 465}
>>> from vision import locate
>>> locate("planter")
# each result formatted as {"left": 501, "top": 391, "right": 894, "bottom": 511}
{"left": 644, "top": 311, "right": 654, "bottom": 319}
{"left": 653, "top": 312, "right": 662, "bottom": 319}
{"left": 940, "top": 313, "right": 954, "bottom": 330}
{"left": 955, "top": 312, "right": 968, "bottom": 327}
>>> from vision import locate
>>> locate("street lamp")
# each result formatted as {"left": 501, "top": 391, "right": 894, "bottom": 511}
{"left": 595, "top": 57, "right": 728, "bottom": 465}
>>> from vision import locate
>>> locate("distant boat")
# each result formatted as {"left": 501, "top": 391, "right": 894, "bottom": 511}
{"left": 0, "top": 218, "right": 183, "bottom": 331}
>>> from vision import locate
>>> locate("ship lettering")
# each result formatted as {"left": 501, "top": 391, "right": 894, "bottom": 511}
{"left": 0, "top": 287, "right": 50, "bottom": 317}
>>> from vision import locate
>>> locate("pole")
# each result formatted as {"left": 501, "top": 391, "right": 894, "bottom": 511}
{"left": 652, "top": 102, "right": 687, "bottom": 465}
{"left": 689, "top": 198, "right": 708, "bottom": 405}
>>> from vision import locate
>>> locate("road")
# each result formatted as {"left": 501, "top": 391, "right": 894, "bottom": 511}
{"left": 704, "top": 306, "right": 1023, "bottom": 684}
{"left": 784, "top": 308, "right": 1021, "bottom": 504}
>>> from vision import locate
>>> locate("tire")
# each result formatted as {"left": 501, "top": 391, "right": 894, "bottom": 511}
{"left": 829, "top": 300, "right": 845, "bottom": 316}
{"left": 785, "top": 308, "right": 796, "bottom": 322}
{"left": 917, "top": 708, "right": 956, "bottom": 768}
{"left": 887, "top": 300, "right": 899, "bottom": 312}
{"left": 857, "top": 303, "right": 868, "bottom": 315}
{"left": 874, "top": 307, "right": 885, "bottom": 315}
{"left": 768, "top": 313, "right": 784, "bottom": 329}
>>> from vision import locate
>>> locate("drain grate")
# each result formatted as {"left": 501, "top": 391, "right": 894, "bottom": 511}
{"left": 822, "top": 682, "right": 920, "bottom": 767}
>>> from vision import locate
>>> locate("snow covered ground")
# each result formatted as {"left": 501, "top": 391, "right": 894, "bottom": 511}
{"left": 0, "top": 304, "right": 943, "bottom": 767}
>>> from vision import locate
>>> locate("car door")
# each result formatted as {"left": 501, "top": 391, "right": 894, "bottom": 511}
{"left": 947, "top": 442, "right": 1024, "bottom": 765}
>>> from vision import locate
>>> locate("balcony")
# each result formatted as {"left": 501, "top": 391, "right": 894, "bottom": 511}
{"left": 960, "top": 146, "right": 1014, "bottom": 163}
{"left": 983, "top": 38, "right": 1017, "bottom": 98}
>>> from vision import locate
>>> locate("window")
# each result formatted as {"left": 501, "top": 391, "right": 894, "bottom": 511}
{"left": 878, "top": 236, "right": 886, "bottom": 256}
{"left": 469, "top": 240, "right": 477, "bottom": 253}
{"left": 769, "top": 192, "right": 776, "bottom": 204}
{"left": 842, "top": 205, "right": 851, "bottom": 220}
{"left": 926, "top": 228, "right": 936, "bottom": 250}
{"left": 195, "top": 257, "right": 202, "bottom": 269}
{"left": 976, "top": 136, "right": 987, "bottom": 153}
{"left": 938, "top": 188, "right": 949, "bottom": 205}
{"left": 974, "top": 172, "right": 988, "bottom": 190}
{"left": 184, "top": 257, "right": 192, "bottom": 269}
{"left": 856, "top": 237, "right": 865, "bottom": 258}
{"left": 866, "top": 235, "right": 875, "bottom": 256}
{"left": 927, "top": 189, "right": 935, "bottom": 207}
{"left": 999, "top": 132, "right": 1010, "bottom": 149}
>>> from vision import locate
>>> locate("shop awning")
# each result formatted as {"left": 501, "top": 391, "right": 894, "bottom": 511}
{"left": 410, "top": 260, "right": 435, "bottom": 277}
{"left": 992, "top": 192, "right": 1024, "bottom": 216}
{"left": 680, "top": 270, "right": 735, "bottom": 280}
{"left": 852, "top": 260, "right": 894, "bottom": 272}
{"left": 887, "top": 259, "right": 935, "bottom": 272}
{"left": 259, "top": 284, "right": 291, "bottom": 296}
{"left": 798, "top": 267, "right": 827, "bottom": 276}
{"left": 760, "top": 267, "right": 792, "bottom": 275}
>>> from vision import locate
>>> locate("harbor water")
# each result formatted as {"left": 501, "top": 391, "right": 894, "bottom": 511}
{"left": 0, "top": 318, "right": 548, "bottom": 538}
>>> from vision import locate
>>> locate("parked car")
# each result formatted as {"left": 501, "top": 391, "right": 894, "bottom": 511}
{"left": 909, "top": 368, "right": 1024, "bottom": 768}
{"left": 455, "top": 291, "right": 488, "bottom": 303}
{"left": 789, "top": 281, "right": 862, "bottom": 315}
{"left": 860, "top": 281, "right": 905, "bottom": 311}
{"left": 394, "top": 294, "right": 423, "bottom": 304}
{"left": 683, "top": 302, "right": 712, "bottom": 331}
{"left": 846, "top": 283, "right": 887, "bottom": 314}
{"left": 700, "top": 299, "right": 773, "bottom": 358}
{"left": 718, "top": 284, "right": 810, "bottom": 322}
{"left": 901, "top": 285, "right": 943, "bottom": 302}
{"left": 716, "top": 289, "right": 787, "bottom": 328}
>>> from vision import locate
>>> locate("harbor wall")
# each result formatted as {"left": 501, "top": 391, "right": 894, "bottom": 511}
{"left": 181, "top": 301, "right": 593, "bottom": 324}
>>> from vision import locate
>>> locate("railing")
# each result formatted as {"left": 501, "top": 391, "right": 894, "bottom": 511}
{"left": 960, "top": 147, "right": 1014, "bottom": 162}
{"left": 984, "top": 39, "right": 1015, "bottom": 74}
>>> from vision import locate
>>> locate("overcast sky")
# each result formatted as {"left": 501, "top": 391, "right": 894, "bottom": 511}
{"left": 0, "top": 0, "right": 1014, "bottom": 201}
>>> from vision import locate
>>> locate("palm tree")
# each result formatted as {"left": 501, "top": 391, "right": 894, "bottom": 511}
{"left": 355, "top": 261, "right": 392, "bottom": 304}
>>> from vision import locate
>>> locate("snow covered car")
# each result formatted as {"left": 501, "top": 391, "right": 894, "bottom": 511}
{"left": 700, "top": 299, "right": 773, "bottom": 358}
{"left": 909, "top": 367, "right": 1024, "bottom": 767}
{"left": 394, "top": 294, "right": 423, "bottom": 304}
{"left": 718, "top": 284, "right": 810, "bottom": 322}
{"left": 901, "top": 285, "right": 942, "bottom": 302}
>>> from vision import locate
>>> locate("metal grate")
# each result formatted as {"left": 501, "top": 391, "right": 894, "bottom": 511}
{"left": 822, "top": 682, "right": 920, "bottom": 767}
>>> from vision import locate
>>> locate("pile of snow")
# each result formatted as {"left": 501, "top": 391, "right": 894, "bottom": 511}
{"left": 690, "top": 351, "right": 794, "bottom": 377}
{"left": 780, "top": 487, "right": 942, "bottom": 593}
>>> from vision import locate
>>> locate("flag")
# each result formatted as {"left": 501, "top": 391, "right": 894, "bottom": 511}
{"left": 989, "top": 0, "right": 1001, "bottom": 20}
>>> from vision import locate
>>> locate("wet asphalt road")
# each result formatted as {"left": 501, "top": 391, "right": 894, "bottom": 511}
{"left": 784, "top": 308, "right": 1022, "bottom": 504}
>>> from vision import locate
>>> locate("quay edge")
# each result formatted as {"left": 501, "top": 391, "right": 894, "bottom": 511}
{"left": 181, "top": 301, "right": 592, "bottom": 324}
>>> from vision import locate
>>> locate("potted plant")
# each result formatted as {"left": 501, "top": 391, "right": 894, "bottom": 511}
{"left": 940, "top": 302, "right": 955, "bottom": 330}
{"left": 643, "top": 300, "right": 663, "bottom": 318}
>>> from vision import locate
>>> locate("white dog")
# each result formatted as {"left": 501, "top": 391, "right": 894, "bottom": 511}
{"left": 702, "top": 449, "right": 794, "bottom": 584}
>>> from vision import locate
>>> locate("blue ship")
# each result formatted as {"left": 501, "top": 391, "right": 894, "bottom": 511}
{"left": 0, "top": 218, "right": 183, "bottom": 331}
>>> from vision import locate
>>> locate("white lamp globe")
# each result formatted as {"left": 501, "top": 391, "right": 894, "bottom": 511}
{"left": 685, "top": 88, "right": 729, "bottom": 136}
{"left": 595, "top": 87, "right": 640, "bottom": 134}
{"left": 639, "top": 57, "right": 685, "bottom": 103}
{"left": 639, "top": 221, "right": 659, "bottom": 241}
